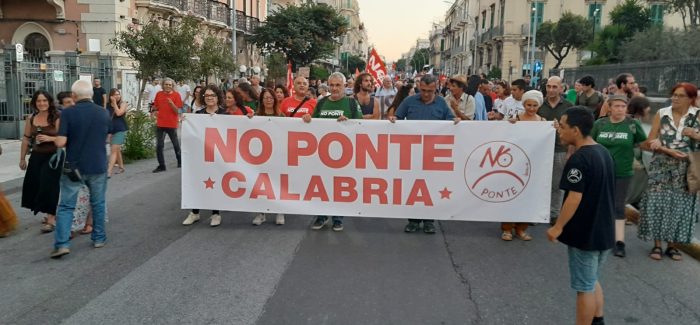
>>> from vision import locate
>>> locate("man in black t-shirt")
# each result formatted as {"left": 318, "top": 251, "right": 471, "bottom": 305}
{"left": 92, "top": 78, "right": 107, "bottom": 108}
{"left": 546, "top": 107, "right": 615, "bottom": 325}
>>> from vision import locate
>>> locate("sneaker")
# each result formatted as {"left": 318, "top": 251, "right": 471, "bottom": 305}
{"left": 182, "top": 212, "right": 200, "bottom": 225}
{"left": 93, "top": 242, "right": 106, "bottom": 248}
{"left": 275, "top": 214, "right": 285, "bottom": 225}
{"left": 50, "top": 247, "right": 70, "bottom": 259}
{"left": 152, "top": 166, "right": 166, "bottom": 173}
{"left": 252, "top": 213, "right": 266, "bottom": 226}
{"left": 210, "top": 214, "right": 222, "bottom": 227}
{"left": 423, "top": 222, "right": 436, "bottom": 234}
{"left": 404, "top": 221, "right": 420, "bottom": 233}
{"left": 332, "top": 221, "right": 344, "bottom": 232}
{"left": 614, "top": 241, "right": 626, "bottom": 258}
{"left": 311, "top": 217, "right": 328, "bottom": 230}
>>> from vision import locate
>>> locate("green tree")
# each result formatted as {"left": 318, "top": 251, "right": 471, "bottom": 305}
{"left": 620, "top": 26, "right": 700, "bottom": 62}
{"left": 194, "top": 35, "right": 235, "bottom": 82}
{"left": 588, "top": 25, "right": 627, "bottom": 64}
{"left": 265, "top": 53, "right": 288, "bottom": 84}
{"left": 610, "top": 0, "right": 653, "bottom": 39}
{"left": 665, "top": 0, "right": 700, "bottom": 30}
{"left": 535, "top": 13, "right": 592, "bottom": 69}
{"left": 111, "top": 16, "right": 199, "bottom": 108}
{"left": 310, "top": 64, "right": 330, "bottom": 81}
{"left": 396, "top": 58, "right": 407, "bottom": 72}
{"left": 341, "top": 54, "right": 366, "bottom": 77}
{"left": 410, "top": 48, "right": 430, "bottom": 72}
{"left": 248, "top": 3, "right": 348, "bottom": 69}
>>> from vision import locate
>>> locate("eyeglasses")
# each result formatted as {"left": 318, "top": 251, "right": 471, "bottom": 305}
{"left": 672, "top": 93, "right": 689, "bottom": 99}
{"left": 204, "top": 94, "right": 217, "bottom": 98}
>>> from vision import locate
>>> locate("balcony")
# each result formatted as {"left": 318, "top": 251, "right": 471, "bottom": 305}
{"left": 136, "top": 0, "right": 231, "bottom": 26}
{"left": 492, "top": 25, "right": 504, "bottom": 39}
{"left": 233, "top": 10, "right": 260, "bottom": 34}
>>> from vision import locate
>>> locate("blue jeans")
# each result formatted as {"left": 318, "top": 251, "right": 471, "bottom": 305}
{"left": 54, "top": 173, "right": 108, "bottom": 249}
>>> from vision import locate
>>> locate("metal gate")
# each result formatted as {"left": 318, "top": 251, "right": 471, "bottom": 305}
{"left": 1, "top": 48, "right": 113, "bottom": 139}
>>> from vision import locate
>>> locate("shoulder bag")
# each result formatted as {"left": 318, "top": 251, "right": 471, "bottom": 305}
{"left": 686, "top": 113, "right": 700, "bottom": 193}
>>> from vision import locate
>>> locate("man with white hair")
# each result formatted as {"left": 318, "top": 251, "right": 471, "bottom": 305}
{"left": 51, "top": 80, "right": 111, "bottom": 258}
{"left": 250, "top": 75, "right": 263, "bottom": 94}
{"left": 152, "top": 78, "right": 183, "bottom": 173}
{"left": 374, "top": 76, "right": 397, "bottom": 119}
{"left": 303, "top": 72, "right": 363, "bottom": 232}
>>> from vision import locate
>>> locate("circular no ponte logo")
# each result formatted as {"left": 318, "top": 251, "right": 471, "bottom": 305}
{"left": 464, "top": 141, "right": 531, "bottom": 203}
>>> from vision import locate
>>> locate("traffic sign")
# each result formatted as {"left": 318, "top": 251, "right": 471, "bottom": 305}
{"left": 15, "top": 43, "right": 24, "bottom": 62}
{"left": 534, "top": 60, "right": 542, "bottom": 74}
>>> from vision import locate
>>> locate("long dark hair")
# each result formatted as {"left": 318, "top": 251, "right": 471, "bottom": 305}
{"left": 226, "top": 88, "right": 248, "bottom": 115}
{"left": 191, "top": 85, "right": 203, "bottom": 108}
{"left": 466, "top": 75, "right": 481, "bottom": 97}
{"left": 108, "top": 88, "right": 122, "bottom": 108}
{"left": 30, "top": 90, "right": 59, "bottom": 126}
{"left": 237, "top": 82, "right": 259, "bottom": 102}
{"left": 387, "top": 84, "right": 413, "bottom": 115}
{"left": 274, "top": 84, "right": 289, "bottom": 99}
{"left": 257, "top": 88, "right": 280, "bottom": 116}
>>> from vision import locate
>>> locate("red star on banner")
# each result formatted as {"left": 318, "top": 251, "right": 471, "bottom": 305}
{"left": 439, "top": 187, "right": 452, "bottom": 199}
{"left": 204, "top": 177, "right": 216, "bottom": 189}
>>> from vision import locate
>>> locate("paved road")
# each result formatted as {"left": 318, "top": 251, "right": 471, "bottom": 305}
{"left": 1, "top": 156, "right": 700, "bottom": 325}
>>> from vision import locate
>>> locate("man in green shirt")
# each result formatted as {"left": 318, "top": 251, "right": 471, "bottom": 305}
{"left": 538, "top": 76, "right": 574, "bottom": 225}
{"left": 303, "top": 72, "right": 362, "bottom": 232}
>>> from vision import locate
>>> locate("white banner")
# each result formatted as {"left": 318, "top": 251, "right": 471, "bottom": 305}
{"left": 181, "top": 115, "right": 556, "bottom": 223}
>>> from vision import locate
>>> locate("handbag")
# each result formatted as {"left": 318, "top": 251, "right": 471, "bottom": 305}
{"left": 686, "top": 113, "right": 700, "bottom": 193}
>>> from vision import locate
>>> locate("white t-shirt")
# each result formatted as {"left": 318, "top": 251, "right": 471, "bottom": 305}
{"left": 146, "top": 84, "right": 162, "bottom": 103}
{"left": 494, "top": 96, "right": 523, "bottom": 119}
{"left": 177, "top": 84, "right": 191, "bottom": 105}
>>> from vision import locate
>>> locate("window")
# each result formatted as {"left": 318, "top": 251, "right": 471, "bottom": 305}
{"left": 482, "top": 11, "right": 486, "bottom": 29}
{"left": 490, "top": 4, "right": 495, "bottom": 29}
{"left": 588, "top": 3, "right": 603, "bottom": 32}
{"left": 441, "top": 39, "right": 445, "bottom": 51}
{"left": 651, "top": 4, "right": 664, "bottom": 25}
{"left": 499, "top": 0, "right": 505, "bottom": 29}
{"left": 530, "top": 2, "right": 544, "bottom": 34}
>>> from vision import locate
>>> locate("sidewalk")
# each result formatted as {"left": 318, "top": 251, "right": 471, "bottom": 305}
{"left": 0, "top": 140, "right": 23, "bottom": 193}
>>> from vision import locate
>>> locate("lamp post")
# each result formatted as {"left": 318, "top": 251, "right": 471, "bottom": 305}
{"left": 529, "top": 5, "right": 538, "bottom": 87}
{"left": 592, "top": 7, "right": 599, "bottom": 60}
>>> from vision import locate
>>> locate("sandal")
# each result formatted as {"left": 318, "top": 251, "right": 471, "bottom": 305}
{"left": 515, "top": 231, "right": 533, "bottom": 241}
{"left": 501, "top": 231, "right": 513, "bottom": 241}
{"left": 115, "top": 167, "right": 125, "bottom": 174}
{"left": 665, "top": 247, "right": 683, "bottom": 261}
{"left": 40, "top": 222, "right": 55, "bottom": 233}
{"left": 80, "top": 224, "right": 93, "bottom": 235}
{"left": 649, "top": 246, "right": 663, "bottom": 260}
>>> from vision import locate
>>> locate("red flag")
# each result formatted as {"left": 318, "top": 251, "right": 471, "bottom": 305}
{"left": 366, "top": 48, "right": 388, "bottom": 88}
{"left": 286, "top": 61, "right": 294, "bottom": 96}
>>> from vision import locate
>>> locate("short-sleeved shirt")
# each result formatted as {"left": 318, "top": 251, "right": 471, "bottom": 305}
{"left": 591, "top": 117, "right": 647, "bottom": 177}
{"left": 153, "top": 91, "right": 183, "bottom": 128}
{"left": 176, "top": 84, "right": 191, "bottom": 105}
{"left": 227, "top": 105, "right": 254, "bottom": 116}
{"left": 576, "top": 91, "right": 604, "bottom": 114}
{"left": 566, "top": 89, "right": 578, "bottom": 104}
{"left": 58, "top": 100, "right": 110, "bottom": 175}
{"left": 494, "top": 96, "right": 523, "bottom": 119}
{"left": 558, "top": 144, "right": 616, "bottom": 251}
{"left": 538, "top": 97, "right": 574, "bottom": 152}
{"left": 244, "top": 101, "right": 258, "bottom": 110}
{"left": 196, "top": 107, "right": 228, "bottom": 115}
{"left": 92, "top": 87, "right": 106, "bottom": 107}
{"left": 312, "top": 97, "right": 362, "bottom": 119}
{"left": 280, "top": 96, "right": 317, "bottom": 118}
{"left": 395, "top": 94, "right": 455, "bottom": 121}
{"left": 146, "top": 84, "right": 162, "bottom": 103}
{"left": 445, "top": 92, "right": 475, "bottom": 119}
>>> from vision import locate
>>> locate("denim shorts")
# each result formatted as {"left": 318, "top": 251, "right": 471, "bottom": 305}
{"left": 567, "top": 246, "right": 610, "bottom": 292}
{"left": 110, "top": 131, "right": 127, "bottom": 145}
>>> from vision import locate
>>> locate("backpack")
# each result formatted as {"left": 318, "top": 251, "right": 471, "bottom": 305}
{"left": 315, "top": 96, "right": 359, "bottom": 119}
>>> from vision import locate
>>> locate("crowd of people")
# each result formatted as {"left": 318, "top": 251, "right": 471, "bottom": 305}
{"left": 1, "top": 67, "right": 698, "bottom": 324}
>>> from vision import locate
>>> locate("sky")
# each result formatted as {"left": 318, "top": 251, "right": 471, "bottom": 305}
{"left": 356, "top": 0, "right": 450, "bottom": 62}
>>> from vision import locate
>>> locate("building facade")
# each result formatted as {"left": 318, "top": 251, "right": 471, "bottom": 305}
{"left": 429, "top": 23, "right": 445, "bottom": 73}
{"left": 316, "top": 0, "right": 368, "bottom": 69}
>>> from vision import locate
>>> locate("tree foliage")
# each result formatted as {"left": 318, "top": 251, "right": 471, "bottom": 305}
{"left": 665, "top": 0, "right": 700, "bottom": 30}
{"left": 620, "top": 26, "right": 700, "bottom": 62}
{"left": 410, "top": 48, "right": 431, "bottom": 72}
{"left": 588, "top": 25, "right": 627, "bottom": 64}
{"left": 310, "top": 65, "right": 331, "bottom": 81}
{"left": 195, "top": 34, "right": 235, "bottom": 82}
{"left": 610, "top": 0, "right": 653, "bottom": 39}
{"left": 248, "top": 3, "right": 348, "bottom": 69}
{"left": 265, "top": 53, "right": 288, "bottom": 84}
{"left": 341, "top": 54, "right": 366, "bottom": 76}
{"left": 535, "top": 13, "right": 592, "bottom": 69}
{"left": 396, "top": 58, "right": 407, "bottom": 72}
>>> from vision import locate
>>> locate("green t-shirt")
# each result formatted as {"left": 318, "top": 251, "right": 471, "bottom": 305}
{"left": 244, "top": 101, "right": 257, "bottom": 110}
{"left": 591, "top": 117, "right": 647, "bottom": 177}
{"left": 312, "top": 97, "right": 362, "bottom": 119}
{"left": 566, "top": 89, "right": 578, "bottom": 105}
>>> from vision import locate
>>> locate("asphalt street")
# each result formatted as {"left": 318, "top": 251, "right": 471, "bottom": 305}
{"left": 1, "top": 155, "right": 700, "bottom": 325}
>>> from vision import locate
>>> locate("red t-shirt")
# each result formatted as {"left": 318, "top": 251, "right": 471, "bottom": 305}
{"left": 154, "top": 91, "right": 183, "bottom": 128}
{"left": 227, "top": 106, "right": 254, "bottom": 116}
{"left": 280, "top": 97, "right": 317, "bottom": 118}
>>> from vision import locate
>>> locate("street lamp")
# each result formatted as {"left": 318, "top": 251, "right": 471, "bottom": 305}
{"left": 529, "top": 5, "right": 538, "bottom": 87}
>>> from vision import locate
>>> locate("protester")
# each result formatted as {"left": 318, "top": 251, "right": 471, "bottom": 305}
{"left": 92, "top": 78, "right": 107, "bottom": 108}
{"left": 625, "top": 96, "right": 652, "bottom": 209}
{"left": 152, "top": 78, "right": 183, "bottom": 173}
{"left": 599, "top": 73, "right": 636, "bottom": 118}
{"left": 493, "top": 79, "right": 526, "bottom": 120}
{"left": 445, "top": 75, "right": 473, "bottom": 120}
{"left": 385, "top": 83, "right": 413, "bottom": 118}
{"left": 479, "top": 79, "right": 494, "bottom": 112}
{"left": 566, "top": 81, "right": 580, "bottom": 104}
{"left": 524, "top": 74, "right": 532, "bottom": 89}
{"left": 390, "top": 74, "right": 460, "bottom": 234}
{"left": 345, "top": 78, "right": 355, "bottom": 96}
{"left": 52, "top": 80, "right": 111, "bottom": 258}
{"left": 280, "top": 76, "right": 317, "bottom": 118}
{"left": 353, "top": 73, "right": 380, "bottom": 119}
{"left": 145, "top": 78, "right": 161, "bottom": 110}
{"left": 639, "top": 83, "right": 700, "bottom": 261}
{"left": 225, "top": 89, "right": 255, "bottom": 117}
{"left": 274, "top": 84, "right": 289, "bottom": 103}
{"left": 437, "top": 76, "right": 449, "bottom": 96}
{"left": 490, "top": 80, "right": 516, "bottom": 120}
{"left": 466, "top": 75, "right": 488, "bottom": 120}
{"left": 256, "top": 88, "right": 284, "bottom": 117}
{"left": 176, "top": 80, "right": 192, "bottom": 113}
{"left": 236, "top": 82, "right": 259, "bottom": 110}
{"left": 19, "top": 90, "right": 62, "bottom": 233}
{"left": 375, "top": 76, "right": 397, "bottom": 97}
{"left": 56, "top": 91, "right": 74, "bottom": 111}
{"left": 107, "top": 89, "right": 128, "bottom": 178}
{"left": 538, "top": 76, "right": 573, "bottom": 224}
{"left": 250, "top": 75, "right": 263, "bottom": 94}
{"left": 591, "top": 95, "right": 647, "bottom": 258}
{"left": 190, "top": 86, "right": 204, "bottom": 113}
{"left": 576, "top": 76, "right": 604, "bottom": 116}
{"left": 302, "top": 72, "right": 364, "bottom": 231}
{"left": 182, "top": 85, "right": 228, "bottom": 227}
{"left": 547, "top": 106, "right": 615, "bottom": 325}
{"left": 317, "top": 84, "right": 330, "bottom": 100}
